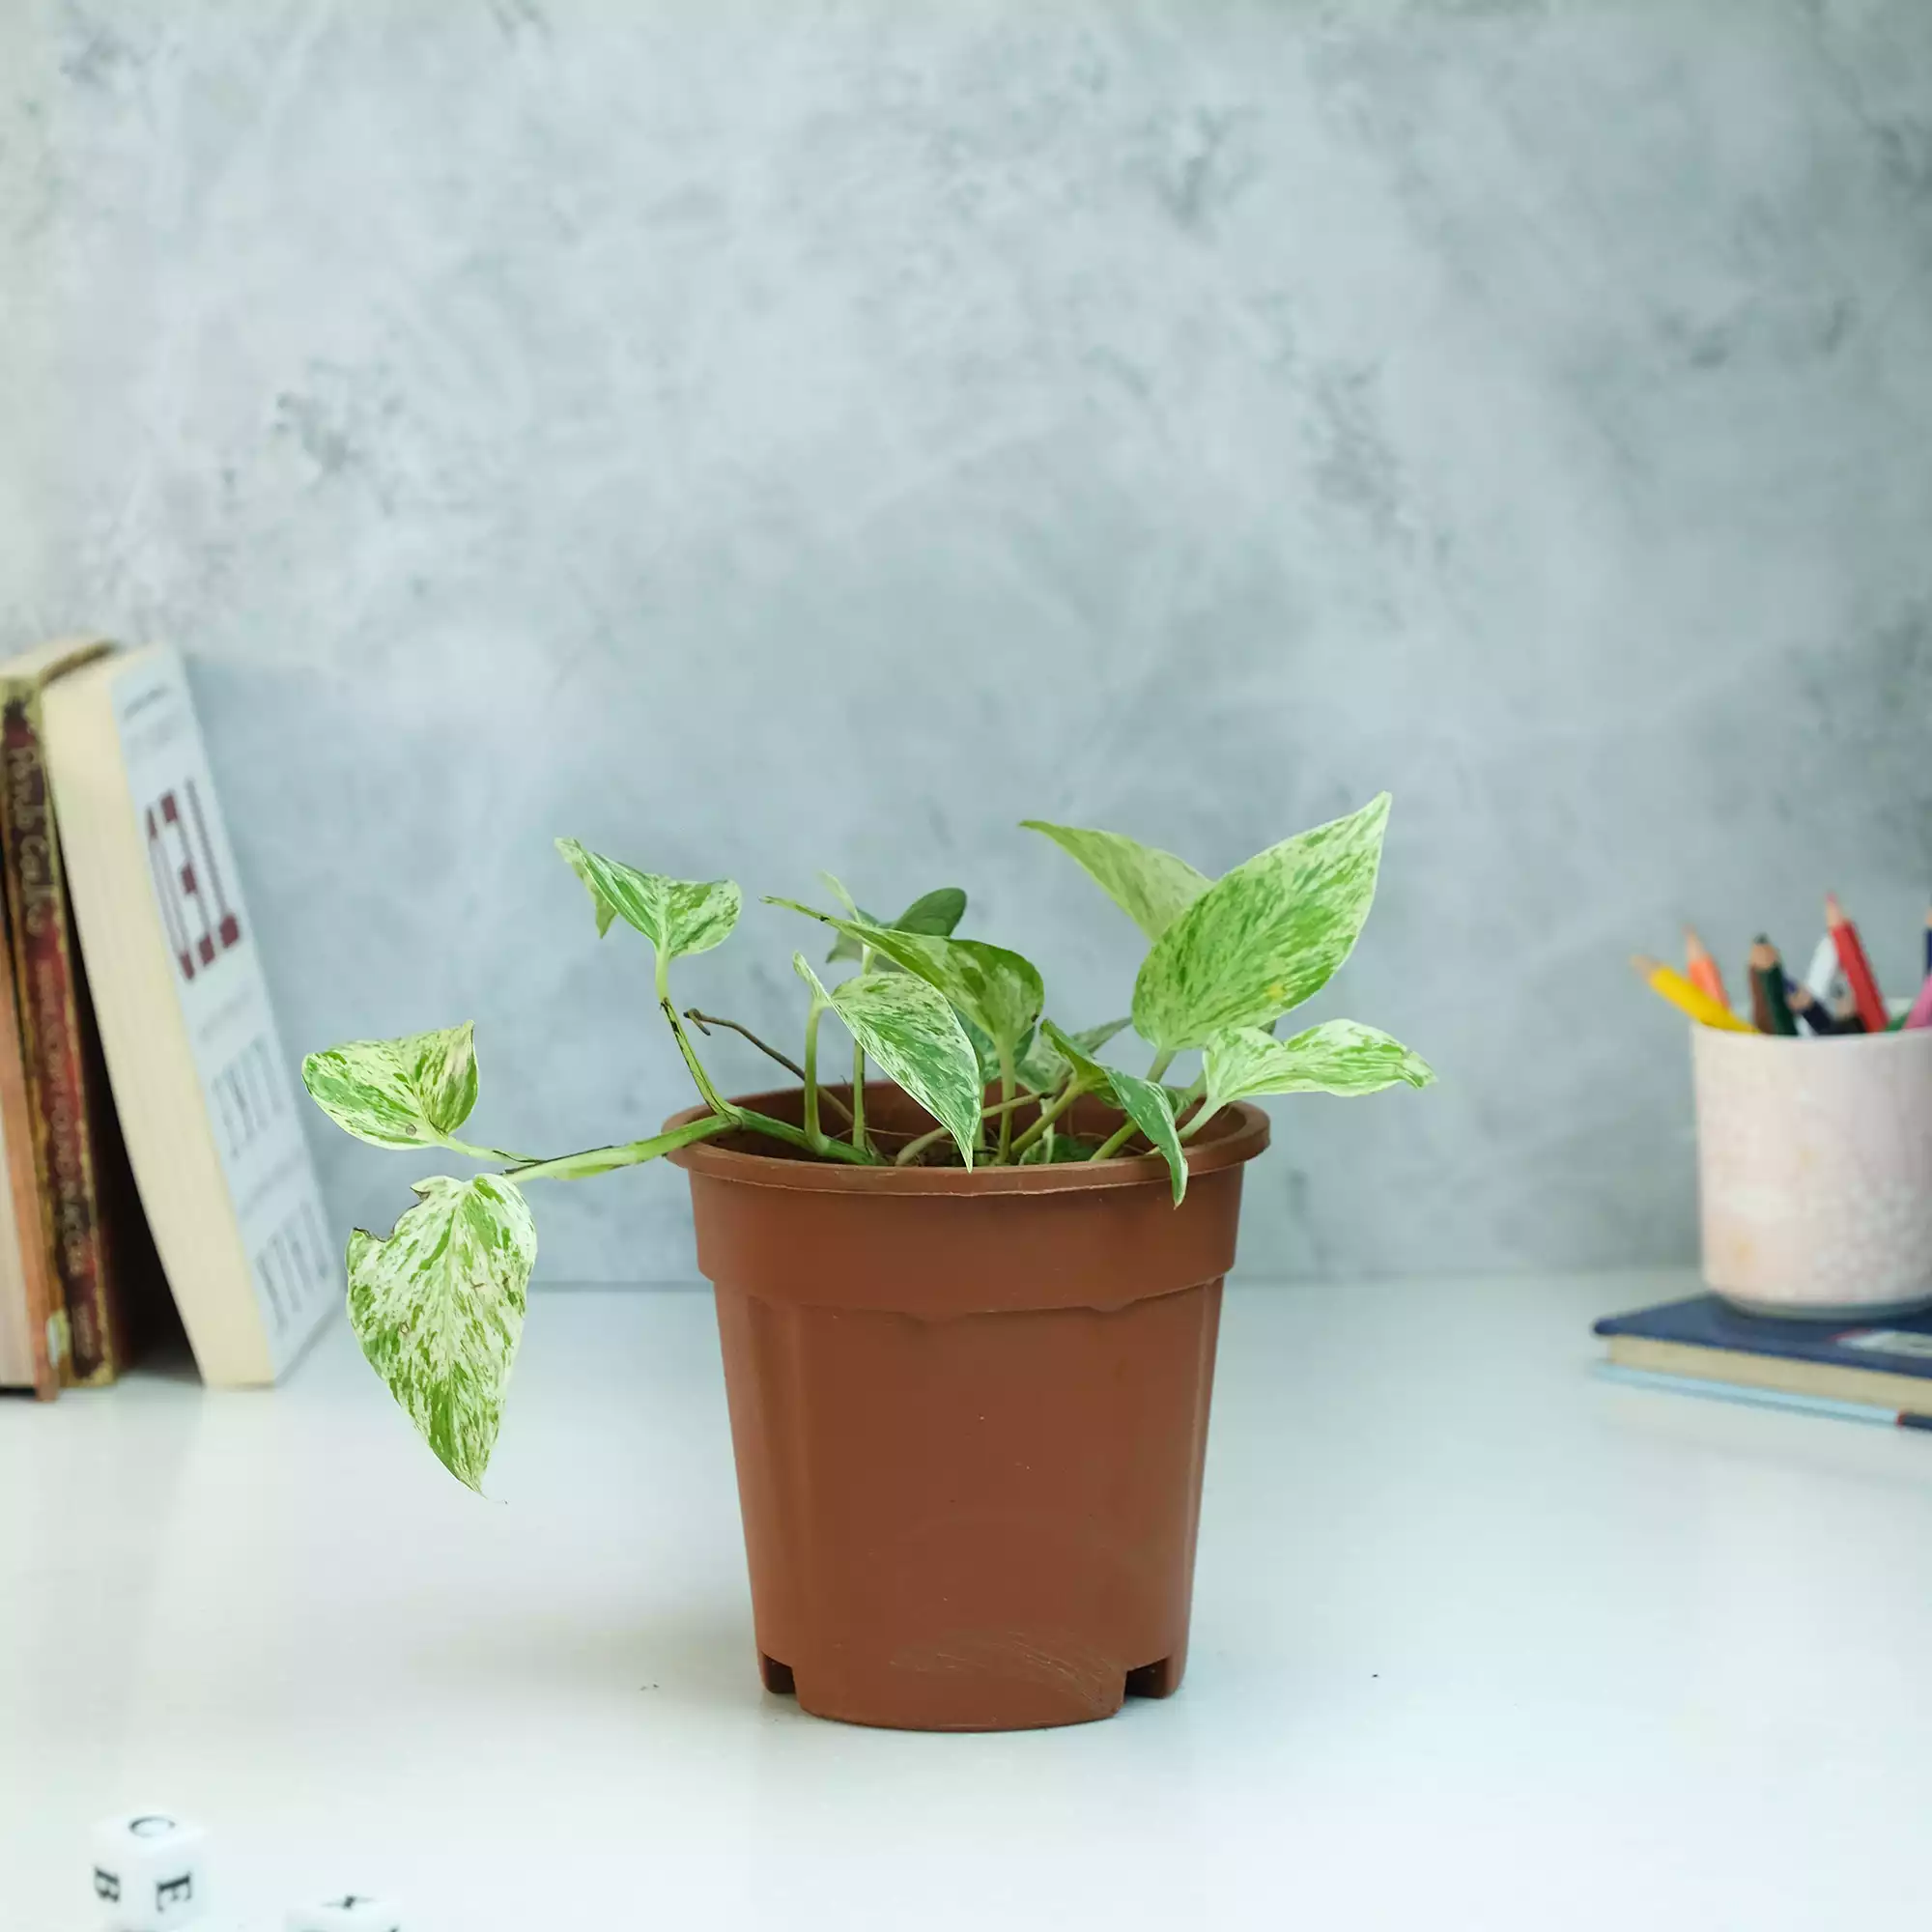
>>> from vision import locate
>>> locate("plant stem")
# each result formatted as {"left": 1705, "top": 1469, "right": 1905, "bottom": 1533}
{"left": 505, "top": 1113, "right": 735, "bottom": 1180}
{"left": 801, "top": 996, "right": 826, "bottom": 1150}
{"left": 850, "top": 1040, "right": 867, "bottom": 1147}
{"left": 1006, "top": 1078, "right": 1089, "bottom": 1160}
{"left": 734, "top": 1106, "right": 879, "bottom": 1164}
{"left": 996, "top": 1045, "right": 1017, "bottom": 1162}
{"left": 894, "top": 1091, "right": 1036, "bottom": 1168}
{"left": 1090, "top": 1117, "right": 1142, "bottom": 1162}
{"left": 439, "top": 1134, "right": 541, "bottom": 1164}
{"left": 1146, "top": 1046, "right": 1177, "bottom": 1083}
{"left": 683, "top": 1010, "right": 851, "bottom": 1124}
{"left": 663, "top": 995, "right": 734, "bottom": 1118}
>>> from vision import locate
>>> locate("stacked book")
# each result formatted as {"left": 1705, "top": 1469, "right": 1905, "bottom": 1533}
{"left": 0, "top": 639, "right": 331, "bottom": 1399}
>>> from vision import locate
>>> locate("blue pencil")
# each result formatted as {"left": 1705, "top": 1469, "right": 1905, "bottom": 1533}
{"left": 1595, "top": 1362, "right": 1932, "bottom": 1431}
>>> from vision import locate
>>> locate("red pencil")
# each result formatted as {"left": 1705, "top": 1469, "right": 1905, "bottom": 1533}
{"left": 1826, "top": 894, "right": 1889, "bottom": 1033}
{"left": 1683, "top": 926, "right": 1729, "bottom": 1011}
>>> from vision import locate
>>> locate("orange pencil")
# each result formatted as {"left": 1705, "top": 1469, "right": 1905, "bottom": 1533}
{"left": 1683, "top": 926, "right": 1730, "bottom": 1012}
{"left": 1630, "top": 954, "right": 1755, "bottom": 1033}
{"left": 1825, "top": 895, "right": 1889, "bottom": 1033}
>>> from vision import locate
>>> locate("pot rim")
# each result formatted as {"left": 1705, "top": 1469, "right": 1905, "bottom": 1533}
{"left": 663, "top": 1086, "right": 1270, "bottom": 1194}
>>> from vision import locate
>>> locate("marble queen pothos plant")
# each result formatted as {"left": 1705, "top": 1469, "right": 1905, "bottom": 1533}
{"left": 300, "top": 794, "right": 1433, "bottom": 1489}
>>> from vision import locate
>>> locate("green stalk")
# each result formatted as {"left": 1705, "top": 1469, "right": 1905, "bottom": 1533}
{"left": 656, "top": 950, "right": 733, "bottom": 1120}
{"left": 1146, "top": 1046, "right": 1177, "bottom": 1083}
{"left": 895, "top": 1091, "right": 1036, "bottom": 1168}
{"left": 1006, "top": 1078, "right": 1089, "bottom": 1160}
{"left": 1089, "top": 1117, "right": 1141, "bottom": 1162}
{"left": 802, "top": 995, "right": 826, "bottom": 1149}
{"left": 735, "top": 1106, "right": 878, "bottom": 1164}
{"left": 438, "top": 1134, "right": 541, "bottom": 1164}
{"left": 850, "top": 1041, "right": 867, "bottom": 1149}
{"left": 996, "top": 1045, "right": 1016, "bottom": 1162}
{"left": 505, "top": 1113, "right": 735, "bottom": 1180}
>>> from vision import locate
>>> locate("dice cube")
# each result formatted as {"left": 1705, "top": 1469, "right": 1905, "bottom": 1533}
{"left": 90, "top": 1811, "right": 207, "bottom": 1928}
{"left": 285, "top": 1899, "right": 404, "bottom": 1932}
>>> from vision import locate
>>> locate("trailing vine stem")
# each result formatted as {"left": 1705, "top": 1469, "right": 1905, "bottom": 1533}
{"left": 801, "top": 992, "right": 827, "bottom": 1150}
{"left": 683, "top": 1009, "right": 852, "bottom": 1125}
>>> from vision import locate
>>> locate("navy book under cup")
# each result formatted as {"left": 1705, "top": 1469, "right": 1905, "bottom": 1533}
{"left": 1594, "top": 1293, "right": 1932, "bottom": 1429}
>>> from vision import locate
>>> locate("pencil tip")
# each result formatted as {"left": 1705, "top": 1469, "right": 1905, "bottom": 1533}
{"left": 1630, "top": 953, "right": 1662, "bottom": 977}
{"left": 1825, "top": 893, "right": 1845, "bottom": 924}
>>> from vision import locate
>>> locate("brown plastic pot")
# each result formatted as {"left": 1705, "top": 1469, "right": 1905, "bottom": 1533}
{"left": 665, "top": 1082, "right": 1270, "bottom": 1732}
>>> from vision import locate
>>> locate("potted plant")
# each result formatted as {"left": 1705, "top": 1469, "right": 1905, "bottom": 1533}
{"left": 300, "top": 794, "right": 1432, "bottom": 1730}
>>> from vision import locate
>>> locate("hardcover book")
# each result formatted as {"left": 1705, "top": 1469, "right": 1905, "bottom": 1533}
{"left": 43, "top": 644, "right": 334, "bottom": 1384}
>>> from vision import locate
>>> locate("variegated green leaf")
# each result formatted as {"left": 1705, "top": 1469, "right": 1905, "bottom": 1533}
{"left": 1199, "top": 1020, "right": 1435, "bottom": 1125}
{"left": 769, "top": 900, "right": 1044, "bottom": 1071}
{"left": 302, "top": 1023, "right": 480, "bottom": 1150}
{"left": 827, "top": 884, "right": 968, "bottom": 963}
{"left": 1017, "top": 1016, "right": 1131, "bottom": 1093}
{"left": 346, "top": 1174, "right": 537, "bottom": 1491}
{"left": 1021, "top": 821, "right": 1212, "bottom": 942}
{"left": 1106, "top": 1067, "right": 1187, "bottom": 1204}
{"left": 827, "top": 969, "right": 981, "bottom": 1167}
{"left": 1037, "top": 1020, "right": 1187, "bottom": 1202}
{"left": 1132, "top": 794, "right": 1391, "bottom": 1050}
{"left": 555, "top": 838, "right": 741, "bottom": 960}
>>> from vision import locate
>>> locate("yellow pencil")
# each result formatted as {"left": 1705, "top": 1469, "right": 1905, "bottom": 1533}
{"left": 1630, "top": 954, "right": 1755, "bottom": 1032}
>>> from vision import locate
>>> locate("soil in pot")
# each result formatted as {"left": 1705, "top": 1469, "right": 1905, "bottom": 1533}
{"left": 667, "top": 1082, "right": 1269, "bottom": 1732}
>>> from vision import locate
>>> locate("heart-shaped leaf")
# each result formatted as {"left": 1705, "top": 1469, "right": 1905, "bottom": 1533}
{"left": 771, "top": 900, "right": 1044, "bottom": 1074}
{"left": 1200, "top": 1020, "right": 1435, "bottom": 1126}
{"left": 827, "top": 884, "right": 968, "bottom": 963}
{"left": 346, "top": 1174, "right": 537, "bottom": 1491}
{"left": 827, "top": 969, "right": 982, "bottom": 1167}
{"left": 555, "top": 838, "right": 741, "bottom": 960}
{"left": 1021, "top": 822, "right": 1211, "bottom": 941}
{"left": 302, "top": 1024, "right": 480, "bottom": 1150}
{"left": 1133, "top": 794, "right": 1391, "bottom": 1050}
{"left": 1037, "top": 1019, "right": 1187, "bottom": 1202}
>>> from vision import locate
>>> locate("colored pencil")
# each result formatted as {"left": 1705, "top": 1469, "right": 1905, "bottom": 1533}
{"left": 1786, "top": 980, "right": 1839, "bottom": 1036}
{"left": 1906, "top": 969, "right": 1932, "bottom": 1032}
{"left": 1683, "top": 926, "right": 1729, "bottom": 1011}
{"left": 1804, "top": 932, "right": 1842, "bottom": 1003}
{"left": 1629, "top": 954, "right": 1755, "bottom": 1032}
{"left": 1748, "top": 939, "right": 1798, "bottom": 1036}
{"left": 1826, "top": 894, "right": 1889, "bottom": 1033}
{"left": 1833, "top": 987, "right": 1866, "bottom": 1033}
{"left": 1923, "top": 904, "right": 1932, "bottom": 980}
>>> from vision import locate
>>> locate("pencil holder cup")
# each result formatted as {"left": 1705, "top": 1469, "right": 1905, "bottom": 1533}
{"left": 1691, "top": 1023, "right": 1932, "bottom": 1320}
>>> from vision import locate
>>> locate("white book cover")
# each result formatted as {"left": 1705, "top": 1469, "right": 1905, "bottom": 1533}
{"left": 107, "top": 651, "right": 334, "bottom": 1376}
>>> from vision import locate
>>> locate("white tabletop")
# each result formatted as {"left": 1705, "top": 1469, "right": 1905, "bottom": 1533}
{"left": 7, "top": 1270, "right": 1932, "bottom": 1930}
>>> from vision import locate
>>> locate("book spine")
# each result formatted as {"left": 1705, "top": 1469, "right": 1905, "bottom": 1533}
{"left": 0, "top": 688, "right": 116, "bottom": 1384}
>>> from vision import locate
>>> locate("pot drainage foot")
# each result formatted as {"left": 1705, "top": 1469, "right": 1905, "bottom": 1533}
{"left": 759, "top": 1653, "right": 797, "bottom": 1696}
{"left": 1123, "top": 1657, "right": 1179, "bottom": 1700}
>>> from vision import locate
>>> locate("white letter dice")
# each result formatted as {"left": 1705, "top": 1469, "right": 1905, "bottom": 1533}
{"left": 286, "top": 1898, "right": 404, "bottom": 1932}
{"left": 90, "top": 1812, "right": 207, "bottom": 1928}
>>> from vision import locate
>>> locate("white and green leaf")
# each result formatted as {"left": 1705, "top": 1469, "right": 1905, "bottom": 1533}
{"left": 1199, "top": 1019, "right": 1435, "bottom": 1127}
{"left": 827, "top": 970, "right": 982, "bottom": 1167}
{"left": 302, "top": 1023, "right": 481, "bottom": 1150}
{"left": 827, "top": 884, "right": 968, "bottom": 963}
{"left": 770, "top": 899, "right": 1044, "bottom": 1070}
{"left": 1037, "top": 1019, "right": 1187, "bottom": 1202}
{"left": 1021, "top": 821, "right": 1212, "bottom": 942}
{"left": 1018, "top": 1015, "right": 1130, "bottom": 1093}
{"left": 555, "top": 838, "right": 741, "bottom": 960}
{"left": 1132, "top": 794, "right": 1391, "bottom": 1050}
{"left": 346, "top": 1174, "right": 538, "bottom": 1491}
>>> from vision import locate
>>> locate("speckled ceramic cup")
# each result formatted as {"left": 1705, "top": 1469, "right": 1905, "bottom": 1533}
{"left": 1691, "top": 1023, "right": 1932, "bottom": 1320}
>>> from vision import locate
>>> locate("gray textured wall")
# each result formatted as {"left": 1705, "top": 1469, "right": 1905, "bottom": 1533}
{"left": 4, "top": 0, "right": 1930, "bottom": 1283}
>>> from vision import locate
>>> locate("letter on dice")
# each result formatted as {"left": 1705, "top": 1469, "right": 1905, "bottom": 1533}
{"left": 90, "top": 1811, "right": 207, "bottom": 1927}
{"left": 286, "top": 1896, "right": 405, "bottom": 1932}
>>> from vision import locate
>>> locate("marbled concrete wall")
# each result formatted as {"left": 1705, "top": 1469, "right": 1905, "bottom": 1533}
{"left": 4, "top": 0, "right": 1930, "bottom": 1282}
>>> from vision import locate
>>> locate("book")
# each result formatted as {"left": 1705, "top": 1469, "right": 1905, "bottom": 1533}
{"left": 43, "top": 643, "right": 334, "bottom": 1384}
{"left": 0, "top": 636, "right": 141, "bottom": 1383}
{"left": 1594, "top": 1293, "right": 1932, "bottom": 1422}
{"left": 0, "top": 910, "right": 60, "bottom": 1397}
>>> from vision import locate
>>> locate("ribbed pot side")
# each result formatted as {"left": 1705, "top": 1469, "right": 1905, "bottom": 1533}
{"left": 667, "top": 1084, "right": 1270, "bottom": 1732}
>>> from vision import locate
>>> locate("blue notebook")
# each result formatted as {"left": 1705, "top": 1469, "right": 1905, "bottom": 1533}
{"left": 1594, "top": 1294, "right": 1932, "bottom": 1427}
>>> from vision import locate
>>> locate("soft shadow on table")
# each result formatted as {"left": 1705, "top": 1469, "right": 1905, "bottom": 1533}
{"left": 412, "top": 1599, "right": 784, "bottom": 1715}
